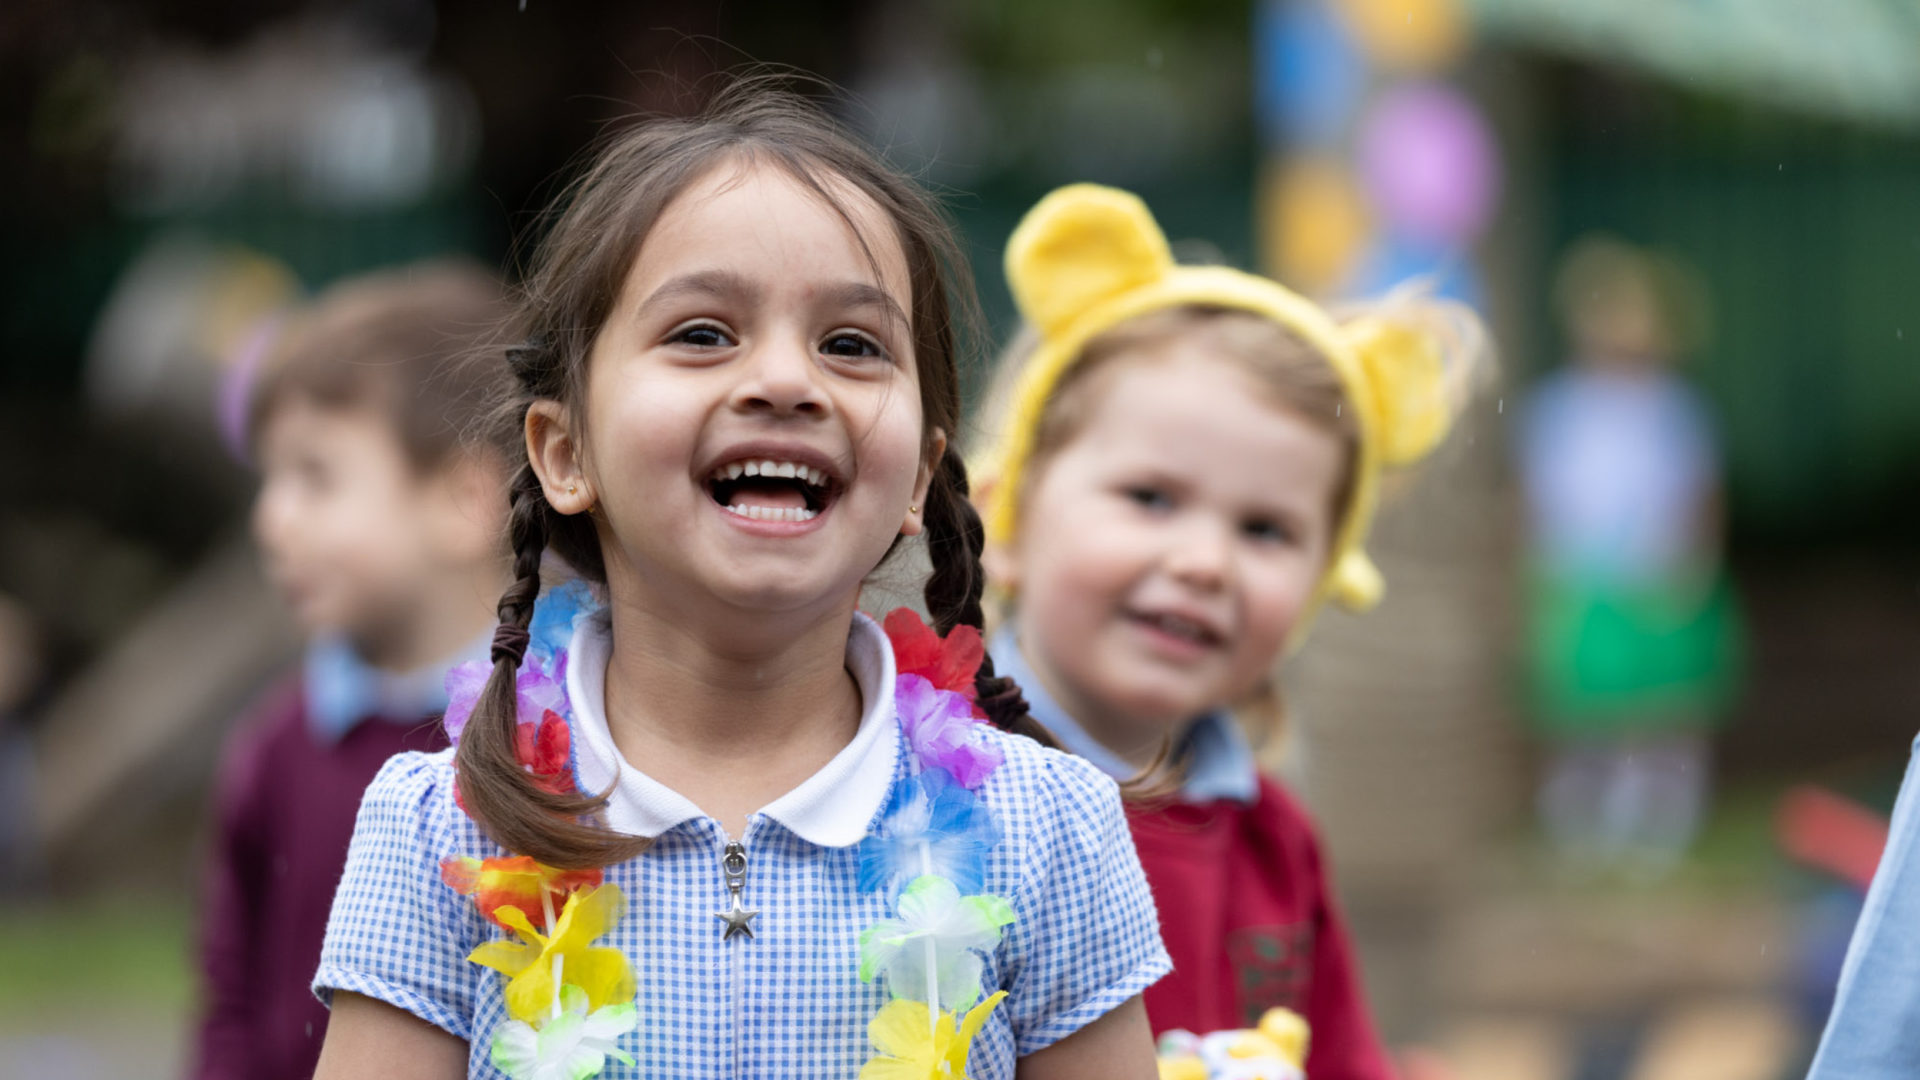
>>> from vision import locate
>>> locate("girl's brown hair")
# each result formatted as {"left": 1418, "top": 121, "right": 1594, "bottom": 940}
{"left": 459, "top": 80, "right": 1058, "bottom": 870}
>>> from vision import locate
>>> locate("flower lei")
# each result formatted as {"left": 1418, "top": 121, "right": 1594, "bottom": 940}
{"left": 437, "top": 586, "right": 1017, "bottom": 1080}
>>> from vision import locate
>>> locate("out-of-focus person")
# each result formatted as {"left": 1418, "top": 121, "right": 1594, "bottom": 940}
{"left": 974, "top": 183, "right": 1489, "bottom": 1079}
{"left": 192, "top": 261, "right": 511, "bottom": 1080}
{"left": 1516, "top": 236, "right": 1742, "bottom": 879}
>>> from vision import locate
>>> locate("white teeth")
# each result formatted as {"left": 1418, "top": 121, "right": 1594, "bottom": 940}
{"left": 709, "top": 459, "right": 832, "bottom": 487}
{"left": 723, "top": 504, "right": 818, "bottom": 522}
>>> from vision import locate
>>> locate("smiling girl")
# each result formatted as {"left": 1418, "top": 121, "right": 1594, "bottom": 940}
{"left": 974, "top": 185, "right": 1486, "bottom": 1079}
{"left": 310, "top": 89, "right": 1168, "bottom": 1080}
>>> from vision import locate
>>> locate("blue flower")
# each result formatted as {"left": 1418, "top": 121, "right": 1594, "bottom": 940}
{"left": 529, "top": 580, "right": 599, "bottom": 661}
{"left": 858, "top": 768, "right": 999, "bottom": 897}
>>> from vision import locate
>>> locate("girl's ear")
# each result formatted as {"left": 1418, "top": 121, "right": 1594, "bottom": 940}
{"left": 525, "top": 400, "right": 596, "bottom": 516}
{"left": 900, "top": 427, "right": 949, "bottom": 538}
{"left": 971, "top": 472, "right": 1020, "bottom": 591}
{"left": 981, "top": 533, "right": 1020, "bottom": 595}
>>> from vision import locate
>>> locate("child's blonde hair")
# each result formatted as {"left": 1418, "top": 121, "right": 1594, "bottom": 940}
{"left": 971, "top": 185, "right": 1491, "bottom": 750}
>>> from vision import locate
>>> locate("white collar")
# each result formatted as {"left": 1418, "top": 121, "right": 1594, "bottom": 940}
{"left": 567, "top": 609, "right": 901, "bottom": 847}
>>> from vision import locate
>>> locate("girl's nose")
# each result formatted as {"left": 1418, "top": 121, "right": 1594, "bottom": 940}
{"left": 731, "top": 336, "right": 829, "bottom": 418}
{"left": 1163, "top": 517, "right": 1233, "bottom": 591}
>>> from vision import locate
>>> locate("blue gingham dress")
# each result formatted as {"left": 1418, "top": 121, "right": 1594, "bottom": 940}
{"left": 314, "top": 612, "right": 1170, "bottom": 1078}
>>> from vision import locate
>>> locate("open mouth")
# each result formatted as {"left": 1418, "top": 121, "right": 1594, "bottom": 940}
{"left": 705, "top": 458, "right": 841, "bottom": 523}
{"left": 1126, "top": 609, "right": 1224, "bottom": 649}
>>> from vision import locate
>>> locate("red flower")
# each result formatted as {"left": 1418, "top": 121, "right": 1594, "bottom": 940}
{"left": 884, "top": 609, "right": 985, "bottom": 716}
{"left": 452, "top": 709, "right": 574, "bottom": 814}
{"left": 516, "top": 709, "right": 575, "bottom": 795}
{"left": 439, "top": 854, "right": 604, "bottom": 929}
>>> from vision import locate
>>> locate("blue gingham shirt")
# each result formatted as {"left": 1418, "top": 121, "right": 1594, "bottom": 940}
{"left": 316, "top": 611, "right": 1170, "bottom": 1078}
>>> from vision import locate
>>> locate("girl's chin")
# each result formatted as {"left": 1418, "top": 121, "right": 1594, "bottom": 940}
{"left": 1088, "top": 676, "right": 1215, "bottom": 730}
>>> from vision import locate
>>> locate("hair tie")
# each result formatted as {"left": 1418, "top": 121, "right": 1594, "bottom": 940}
{"left": 979, "top": 675, "right": 1029, "bottom": 730}
{"left": 490, "top": 622, "right": 531, "bottom": 666}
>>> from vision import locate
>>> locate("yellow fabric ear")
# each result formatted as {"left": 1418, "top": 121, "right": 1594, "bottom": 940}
{"left": 1346, "top": 316, "right": 1451, "bottom": 466}
{"left": 1328, "top": 549, "right": 1385, "bottom": 612}
{"left": 1004, "top": 184, "right": 1174, "bottom": 340}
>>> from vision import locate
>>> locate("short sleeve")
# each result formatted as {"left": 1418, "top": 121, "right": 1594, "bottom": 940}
{"left": 1001, "top": 754, "right": 1171, "bottom": 1054}
{"left": 1807, "top": 735, "right": 1920, "bottom": 1078}
{"left": 312, "top": 751, "right": 486, "bottom": 1039}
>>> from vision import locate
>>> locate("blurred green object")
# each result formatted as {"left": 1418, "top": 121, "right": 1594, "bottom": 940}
{"left": 1525, "top": 567, "right": 1744, "bottom": 735}
{"left": 1467, "top": 0, "right": 1920, "bottom": 129}
{"left": 0, "top": 896, "right": 190, "bottom": 1009}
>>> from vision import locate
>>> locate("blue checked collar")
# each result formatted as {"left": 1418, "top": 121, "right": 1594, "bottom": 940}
{"left": 303, "top": 631, "right": 490, "bottom": 744}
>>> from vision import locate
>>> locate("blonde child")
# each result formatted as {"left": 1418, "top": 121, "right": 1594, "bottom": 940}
{"left": 311, "top": 88, "right": 1170, "bottom": 1080}
{"left": 973, "top": 185, "right": 1485, "bottom": 1080}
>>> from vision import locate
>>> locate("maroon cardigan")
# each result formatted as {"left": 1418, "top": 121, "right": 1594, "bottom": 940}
{"left": 192, "top": 677, "right": 446, "bottom": 1080}
{"left": 1132, "top": 775, "right": 1398, "bottom": 1080}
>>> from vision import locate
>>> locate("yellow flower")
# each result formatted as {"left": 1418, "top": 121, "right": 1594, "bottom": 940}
{"left": 859, "top": 991, "right": 1008, "bottom": 1080}
{"left": 467, "top": 883, "right": 635, "bottom": 1024}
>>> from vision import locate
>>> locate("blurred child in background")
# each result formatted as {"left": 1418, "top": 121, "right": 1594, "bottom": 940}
{"left": 1517, "top": 236, "right": 1741, "bottom": 879}
{"left": 192, "top": 261, "right": 511, "bottom": 1080}
{"left": 973, "top": 184, "right": 1486, "bottom": 1079}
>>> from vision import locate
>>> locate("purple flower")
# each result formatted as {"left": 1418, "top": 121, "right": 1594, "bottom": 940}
{"left": 443, "top": 651, "right": 570, "bottom": 746}
{"left": 895, "top": 674, "right": 1003, "bottom": 790}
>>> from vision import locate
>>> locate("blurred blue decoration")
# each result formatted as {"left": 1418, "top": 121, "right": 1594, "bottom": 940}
{"left": 1346, "top": 231, "right": 1485, "bottom": 308}
{"left": 1256, "top": 0, "right": 1366, "bottom": 148}
{"left": 1358, "top": 82, "right": 1502, "bottom": 246}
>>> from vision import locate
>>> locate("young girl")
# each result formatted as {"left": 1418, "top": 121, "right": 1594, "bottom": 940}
{"left": 311, "top": 90, "right": 1169, "bottom": 1080}
{"left": 973, "top": 184, "right": 1485, "bottom": 1080}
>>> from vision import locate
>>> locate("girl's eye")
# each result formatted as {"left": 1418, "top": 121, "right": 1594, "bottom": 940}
{"left": 820, "top": 331, "right": 884, "bottom": 359}
{"left": 671, "top": 322, "right": 734, "bottom": 348}
{"left": 1124, "top": 486, "right": 1173, "bottom": 512}
{"left": 1242, "top": 517, "right": 1293, "bottom": 545}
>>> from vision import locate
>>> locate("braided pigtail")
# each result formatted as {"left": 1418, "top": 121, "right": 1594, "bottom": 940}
{"left": 453, "top": 426, "right": 650, "bottom": 870}
{"left": 920, "top": 447, "right": 1063, "bottom": 753}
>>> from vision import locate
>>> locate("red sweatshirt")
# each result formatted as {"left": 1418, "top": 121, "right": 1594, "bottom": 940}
{"left": 192, "top": 677, "right": 447, "bottom": 1080}
{"left": 1129, "top": 776, "right": 1398, "bottom": 1080}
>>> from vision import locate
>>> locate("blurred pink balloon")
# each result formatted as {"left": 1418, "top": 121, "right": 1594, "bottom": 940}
{"left": 1359, "top": 83, "right": 1501, "bottom": 245}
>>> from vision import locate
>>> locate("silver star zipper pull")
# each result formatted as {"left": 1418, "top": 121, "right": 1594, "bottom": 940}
{"left": 714, "top": 841, "right": 759, "bottom": 941}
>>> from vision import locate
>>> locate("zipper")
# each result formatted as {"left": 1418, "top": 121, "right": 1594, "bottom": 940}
{"left": 717, "top": 841, "right": 755, "bottom": 940}
{"left": 717, "top": 837, "right": 754, "bottom": 1078}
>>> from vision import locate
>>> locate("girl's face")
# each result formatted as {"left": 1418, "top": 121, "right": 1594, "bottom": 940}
{"left": 997, "top": 345, "right": 1345, "bottom": 747}
{"left": 533, "top": 160, "right": 940, "bottom": 626}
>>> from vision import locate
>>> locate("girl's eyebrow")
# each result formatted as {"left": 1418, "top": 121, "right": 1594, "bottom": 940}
{"left": 636, "top": 270, "right": 910, "bottom": 335}
{"left": 820, "top": 281, "right": 911, "bottom": 334}
{"left": 636, "top": 269, "right": 758, "bottom": 320}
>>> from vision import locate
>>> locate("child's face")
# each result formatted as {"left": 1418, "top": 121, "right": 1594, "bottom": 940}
{"left": 252, "top": 399, "right": 484, "bottom": 652}
{"left": 1000, "top": 347, "right": 1345, "bottom": 737}
{"left": 540, "top": 160, "right": 938, "bottom": 625}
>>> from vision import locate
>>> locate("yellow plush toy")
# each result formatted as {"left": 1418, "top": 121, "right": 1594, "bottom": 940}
{"left": 1155, "top": 1007, "right": 1312, "bottom": 1080}
{"left": 973, "top": 183, "right": 1482, "bottom": 629}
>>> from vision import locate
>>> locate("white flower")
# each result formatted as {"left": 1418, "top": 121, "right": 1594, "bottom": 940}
{"left": 491, "top": 985, "right": 637, "bottom": 1080}
{"left": 858, "top": 873, "right": 1015, "bottom": 1012}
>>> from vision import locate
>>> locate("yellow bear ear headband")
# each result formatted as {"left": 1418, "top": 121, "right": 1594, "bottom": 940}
{"left": 974, "top": 183, "right": 1469, "bottom": 622}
